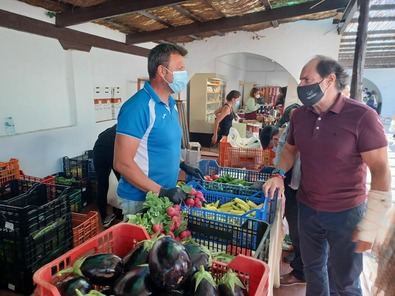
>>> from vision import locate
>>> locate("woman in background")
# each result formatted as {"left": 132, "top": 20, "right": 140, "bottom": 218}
{"left": 245, "top": 87, "right": 262, "bottom": 113}
{"left": 211, "top": 90, "right": 241, "bottom": 145}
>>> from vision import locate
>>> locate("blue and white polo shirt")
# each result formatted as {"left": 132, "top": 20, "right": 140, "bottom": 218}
{"left": 116, "top": 81, "right": 182, "bottom": 201}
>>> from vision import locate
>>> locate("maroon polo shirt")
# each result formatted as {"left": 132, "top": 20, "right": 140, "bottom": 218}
{"left": 287, "top": 95, "right": 387, "bottom": 212}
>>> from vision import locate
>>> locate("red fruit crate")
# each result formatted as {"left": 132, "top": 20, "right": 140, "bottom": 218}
{"left": 219, "top": 142, "right": 275, "bottom": 170}
{"left": 72, "top": 211, "right": 100, "bottom": 247}
{"left": 0, "top": 158, "right": 21, "bottom": 186}
{"left": 33, "top": 223, "right": 269, "bottom": 296}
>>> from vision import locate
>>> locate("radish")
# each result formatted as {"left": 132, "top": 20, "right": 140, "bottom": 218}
{"left": 152, "top": 224, "right": 163, "bottom": 233}
{"left": 185, "top": 198, "right": 195, "bottom": 207}
{"left": 195, "top": 191, "right": 205, "bottom": 201}
{"left": 168, "top": 231, "right": 175, "bottom": 239}
{"left": 172, "top": 204, "right": 181, "bottom": 212}
{"left": 194, "top": 200, "right": 202, "bottom": 208}
{"left": 190, "top": 188, "right": 197, "bottom": 196}
{"left": 166, "top": 207, "right": 178, "bottom": 217}
{"left": 179, "top": 230, "right": 192, "bottom": 240}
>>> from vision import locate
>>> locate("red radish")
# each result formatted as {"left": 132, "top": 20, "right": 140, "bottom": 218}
{"left": 185, "top": 198, "right": 195, "bottom": 207}
{"left": 195, "top": 191, "right": 205, "bottom": 201}
{"left": 179, "top": 230, "right": 192, "bottom": 239}
{"left": 166, "top": 207, "right": 178, "bottom": 217}
{"left": 204, "top": 176, "right": 212, "bottom": 182}
{"left": 194, "top": 200, "right": 202, "bottom": 208}
{"left": 152, "top": 224, "right": 163, "bottom": 233}
{"left": 168, "top": 231, "right": 175, "bottom": 239}
{"left": 172, "top": 204, "right": 181, "bottom": 212}
{"left": 190, "top": 188, "right": 197, "bottom": 196}
{"left": 211, "top": 174, "right": 220, "bottom": 180}
{"left": 170, "top": 221, "right": 176, "bottom": 232}
{"left": 172, "top": 216, "right": 181, "bottom": 228}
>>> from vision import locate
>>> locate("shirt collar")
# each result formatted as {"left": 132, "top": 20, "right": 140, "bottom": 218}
{"left": 306, "top": 93, "right": 345, "bottom": 115}
{"left": 143, "top": 81, "right": 175, "bottom": 108}
{"left": 329, "top": 93, "right": 346, "bottom": 114}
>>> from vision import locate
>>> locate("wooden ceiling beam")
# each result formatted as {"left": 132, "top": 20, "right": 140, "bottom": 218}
{"left": 126, "top": 0, "right": 348, "bottom": 44}
{"left": 0, "top": 10, "right": 149, "bottom": 57}
{"left": 260, "top": 0, "right": 279, "bottom": 28}
{"left": 337, "top": 0, "right": 357, "bottom": 34}
{"left": 350, "top": 16, "right": 395, "bottom": 23}
{"left": 56, "top": 0, "right": 185, "bottom": 27}
{"left": 343, "top": 29, "right": 395, "bottom": 36}
{"left": 340, "top": 42, "right": 395, "bottom": 49}
{"left": 342, "top": 36, "right": 395, "bottom": 43}
{"left": 370, "top": 4, "right": 395, "bottom": 11}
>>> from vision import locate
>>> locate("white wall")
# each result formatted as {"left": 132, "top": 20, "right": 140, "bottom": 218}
{"left": 0, "top": 1, "right": 153, "bottom": 177}
{"left": 185, "top": 19, "right": 341, "bottom": 83}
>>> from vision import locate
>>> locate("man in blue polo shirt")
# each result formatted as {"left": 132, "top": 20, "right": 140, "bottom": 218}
{"left": 114, "top": 43, "right": 202, "bottom": 214}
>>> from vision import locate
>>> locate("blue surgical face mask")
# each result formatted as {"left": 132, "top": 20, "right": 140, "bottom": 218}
{"left": 163, "top": 67, "right": 188, "bottom": 93}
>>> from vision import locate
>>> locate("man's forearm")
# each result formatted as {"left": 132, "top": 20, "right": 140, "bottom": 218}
{"left": 277, "top": 145, "right": 297, "bottom": 173}
{"left": 115, "top": 160, "right": 161, "bottom": 194}
{"left": 370, "top": 168, "right": 391, "bottom": 191}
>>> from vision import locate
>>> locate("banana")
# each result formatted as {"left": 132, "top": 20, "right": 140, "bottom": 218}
{"left": 229, "top": 209, "right": 244, "bottom": 215}
{"left": 247, "top": 200, "right": 258, "bottom": 209}
{"left": 234, "top": 198, "right": 250, "bottom": 209}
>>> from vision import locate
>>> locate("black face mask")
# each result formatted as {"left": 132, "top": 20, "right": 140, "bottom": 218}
{"left": 297, "top": 80, "right": 324, "bottom": 106}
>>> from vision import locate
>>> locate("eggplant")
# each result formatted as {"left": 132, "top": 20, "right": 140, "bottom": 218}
{"left": 80, "top": 253, "right": 123, "bottom": 286}
{"left": 183, "top": 241, "right": 212, "bottom": 274}
{"left": 113, "top": 265, "right": 152, "bottom": 296}
{"left": 148, "top": 236, "right": 191, "bottom": 290}
{"left": 123, "top": 239, "right": 156, "bottom": 271}
{"left": 188, "top": 266, "right": 218, "bottom": 296}
{"left": 218, "top": 270, "right": 246, "bottom": 296}
{"left": 56, "top": 275, "right": 92, "bottom": 296}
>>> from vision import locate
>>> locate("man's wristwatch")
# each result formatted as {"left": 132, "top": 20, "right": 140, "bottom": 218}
{"left": 271, "top": 168, "right": 286, "bottom": 179}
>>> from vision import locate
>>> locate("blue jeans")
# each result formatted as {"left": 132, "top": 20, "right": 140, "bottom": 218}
{"left": 298, "top": 202, "right": 365, "bottom": 296}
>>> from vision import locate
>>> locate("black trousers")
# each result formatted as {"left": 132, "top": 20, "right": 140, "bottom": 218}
{"left": 93, "top": 147, "right": 120, "bottom": 221}
{"left": 284, "top": 184, "right": 304, "bottom": 280}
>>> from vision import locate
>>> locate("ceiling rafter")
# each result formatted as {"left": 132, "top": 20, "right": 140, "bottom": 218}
{"left": 260, "top": 0, "right": 279, "bottom": 28}
{"left": 126, "top": 0, "right": 348, "bottom": 44}
{"left": 341, "top": 42, "right": 395, "bottom": 48}
{"left": 137, "top": 10, "right": 200, "bottom": 40}
{"left": 350, "top": 16, "right": 395, "bottom": 23}
{"left": 0, "top": 9, "right": 149, "bottom": 57}
{"left": 370, "top": 4, "right": 395, "bottom": 11}
{"left": 343, "top": 29, "right": 395, "bottom": 36}
{"left": 55, "top": 0, "right": 185, "bottom": 27}
{"left": 341, "top": 36, "right": 395, "bottom": 43}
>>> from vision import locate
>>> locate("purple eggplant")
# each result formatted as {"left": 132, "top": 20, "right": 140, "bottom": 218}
{"left": 183, "top": 241, "right": 212, "bottom": 274}
{"left": 218, "top": 270, "right": 246, "bottom": 296}
{"left": 113, "top": 265, "right": 152, "bottom": 296}
{"left": 188, "top": 266, "right": 218, "bottom": 296}
{"left": 148, "top": 236, "right": 191, "bottom": 290}
{"left": 56, "top": 275, "right": 92, "bottom": 296}
{"left": 123, "top": 239, "right": 156, "bottom": 271}
{"left": 80, "top": 253, "right": 123, "bottom": 286}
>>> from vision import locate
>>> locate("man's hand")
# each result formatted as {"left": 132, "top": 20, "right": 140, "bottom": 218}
{"left": 180, "top": 162, "right": 204, "bottom": 179}
{"left": 211, "top": 134, "right": 218, "bottom": 145}
{"left": 262, "top": 176, "right": 285, "bottom": 199}
{"left": 159, "top": 187, "right": 186, "bottom": 204}
{"left": 352, "top": 229, "right": 373, "bottom": 253}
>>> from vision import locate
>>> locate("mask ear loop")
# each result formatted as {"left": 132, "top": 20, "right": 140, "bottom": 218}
{"left": 161, "top": 65, "right": 173, "bottom": 85}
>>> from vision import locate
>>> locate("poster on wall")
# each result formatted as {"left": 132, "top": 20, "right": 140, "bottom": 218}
{"left": 94, "top": 86, "right": 122, "bottom": 123}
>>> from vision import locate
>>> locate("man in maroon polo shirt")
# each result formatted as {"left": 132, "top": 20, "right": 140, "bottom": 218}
{"left": 264, "top": 56, "right": 392, "bottom": 296}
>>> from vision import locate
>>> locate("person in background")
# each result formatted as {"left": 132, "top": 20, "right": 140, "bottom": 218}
{"left": 263, "top": 55, "right": 391, "bottom": 296}
{"left": 366, "top": 91, "right": 378, "bottom": 112}
{"left": 211, "top": 90, "right": 241, "bottom": 145}
{"left": 93, "top": 124, "right": 122, "bottom": 227}
{"left": 114, "top": 43, "right": 203, "bottom": 215}
{"left": 245, "top": 87, "right": 262, "bottom": 113}
{"left": 274, "top": 104, "right": 305, "bottom": 286}
{"left": 259, "top": 125, "right": 280, "bottom": 150}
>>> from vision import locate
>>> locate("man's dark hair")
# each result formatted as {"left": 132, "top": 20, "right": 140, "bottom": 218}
{"left": 148, "top": 43, "right": 188, "bottom": 79}
{"left": 315, "top": 55, "right": 349, "bottom": 91}
{"left": 259, "top": 125, "right": 279, "bottom": 149}
{"left": 226, "top": 90, "right": 241, "bottom": 102}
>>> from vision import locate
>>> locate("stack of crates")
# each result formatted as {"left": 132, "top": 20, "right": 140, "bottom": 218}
{"left": 61, "top": 150, "right": 97, "bottom": 210}
{"left": 184, "top": 160, "right": 276, "bottom": 260}
{"left": 0, "top": 176, "right": 72, "bottom": 294}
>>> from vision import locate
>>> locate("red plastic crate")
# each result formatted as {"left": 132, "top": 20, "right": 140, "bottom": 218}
{"left": 0, "top": 158, "right": 20, "bottom": 186}
{"left": 20, "top": 172, "right": 55, "bottom": 185}
{"left": 72, "top": 211, "right": 100, "bottom": 247}
{"left": 219, "top": 142, "right": 275, "bottom": 170}
{"left": 33, "top": 223, "right": 269, "bottom": 296}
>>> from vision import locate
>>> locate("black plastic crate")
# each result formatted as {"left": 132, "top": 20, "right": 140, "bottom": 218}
{"left": 54, "top": 172, "right": 88, "bottom": 210}
{"left": 186, "top": 214, "right": 270, "bottom": 257}
{"left": 63, "top": 150, "right": 95, "bottom": 180}
{"left": 0, "top": 178, "right": 40, "bottom": 203}
{"left": 0, "top": 182, "right": 70, "bottom": 238}
{"left": 0, "top": 215, "right": 72, "bottom": 294}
